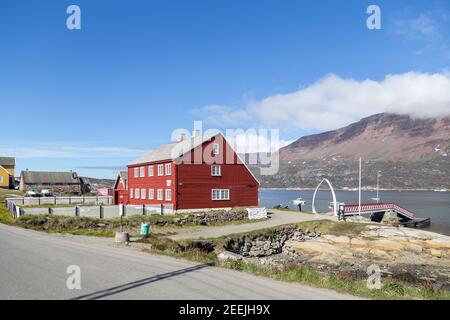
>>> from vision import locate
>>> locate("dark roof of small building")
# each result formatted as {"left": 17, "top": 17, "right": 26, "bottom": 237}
{"left": 21, "top": 171, "right": 81, "bottom": 185}
{"left": 0, "top": 157, "right": 15, "bottom": 167}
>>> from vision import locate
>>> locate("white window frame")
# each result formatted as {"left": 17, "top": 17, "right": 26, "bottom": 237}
{"left": 149, "top": 189, "right": 154, "bottom": 200}
{"left": 211, "top": 165, "right": 221, "bottom": 176}
{"left": 165, "top": 163, "right": 171, "bottom": 176}
{"left": 220, "top": 189, "right": 229, "bottom": 200}
{"left": 140, "top": 166, "right": 145, "bottom": 178}
{"left": 211, "top": 189, "right": 230, "bottom": 201}
{"left": 130, "top": 188, "right": 134, "bottom": 199}
{"left": 157, "top": 164, "right": 164, "bottom": 176}
{"left": 157, "top": 189, "right": 163, "bottom": 200}
{"left": 212, "top": 143, "right": 220, "bottom": 155}
{"left": 135, "top": 188, "right": 140, "bottom": 199}
{"left": 165, "top": 189, "right": 172, "bottom": 201}
{"left": 148, "top": 165, "right": 154, "bottom": 177}
{"left": 134, "top": 168, "right": 139, "bottom": 178}
{"left": 141, "top": 188, "right": 146, "bottom": 199}
{"left": 0, "top": 176, "right": 3, "bottom": 183}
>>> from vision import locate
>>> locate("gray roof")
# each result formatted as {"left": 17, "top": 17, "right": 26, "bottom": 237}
{"left": 0, "top": 157, "right": 15, "bottom": 167}
{"left": 128, "top": 131, "right": 220, "bottom": 166}
{"left": 21, "top": 171, "right": 81, "bottom": 185}
{"left": 120, "top": 171, "right": 128, "bottom": 180}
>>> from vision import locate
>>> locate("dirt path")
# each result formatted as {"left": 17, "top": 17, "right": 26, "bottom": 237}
{"left": 167, "top": 210, "right": 331, "bottom": 240}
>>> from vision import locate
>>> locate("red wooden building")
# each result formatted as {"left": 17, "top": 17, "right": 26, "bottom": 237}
{"left": 116, "top": 131, "right": 259, "bottom": 211}
{"left": 113, "top": 171, "right": 128, "bottom": 205}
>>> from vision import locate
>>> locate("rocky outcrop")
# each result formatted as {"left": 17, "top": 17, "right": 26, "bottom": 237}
{"left": 224, "top": 227, "right": 320, "bottom": 257}
{"left": 221, "top": 224, "right": 450, "bottom": 290}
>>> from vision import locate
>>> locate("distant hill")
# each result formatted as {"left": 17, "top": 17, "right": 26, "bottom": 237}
{"left": 82, "top": 177, "right": 115, "bottom": 191}
{"left": 247, "top": 113, "right": 450, "bottom": 190}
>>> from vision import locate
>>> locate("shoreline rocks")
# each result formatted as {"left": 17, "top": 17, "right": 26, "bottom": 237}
{"left": 222, "top": 224, "right": 450, "bottom": 290}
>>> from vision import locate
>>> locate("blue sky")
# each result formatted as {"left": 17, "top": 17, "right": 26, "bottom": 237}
{"left": 1, "top": 0, "right": 449, "bottom": 178}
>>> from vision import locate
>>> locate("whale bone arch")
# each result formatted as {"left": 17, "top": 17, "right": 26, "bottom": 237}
{"left": 312, "top": 178, "right": 338, "bottom": 216}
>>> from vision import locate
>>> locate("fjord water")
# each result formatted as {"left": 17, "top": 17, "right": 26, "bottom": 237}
{"left": 259, "top": 189, "right": 450, "bottom": 236}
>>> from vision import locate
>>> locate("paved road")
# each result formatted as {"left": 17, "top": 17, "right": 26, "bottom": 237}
{"left": 0, "top": 223, "right": 355, "bottom": 300}
{"left": 168, "top": 210, "right": 331, "bottom": 240}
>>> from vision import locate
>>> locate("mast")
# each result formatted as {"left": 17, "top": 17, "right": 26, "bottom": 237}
{"left": 376, "top": 171, "right": 380, "bottom": 203}
{"left": 358, "top": 157, "right": 361, "bottom": 215}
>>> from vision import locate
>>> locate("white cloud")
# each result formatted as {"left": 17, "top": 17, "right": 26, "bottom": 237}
{"left": 390, "top": 9, "right": 450, "bottom": 57}
{"left": 196, "top": 72, "right": 450, "bottom": 131}
{"left": 191, "top": 104, "right": 253, "bottom": 127}
{"left": 225, "top": 132, "right": 293, "bottom": 154}
{"left": 393, "top": 13, "right": 442, "bottom": 40}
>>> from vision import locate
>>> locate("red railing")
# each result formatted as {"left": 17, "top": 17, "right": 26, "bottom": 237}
{"left": 343, "top": 203, "right": 414, "bottom": 219}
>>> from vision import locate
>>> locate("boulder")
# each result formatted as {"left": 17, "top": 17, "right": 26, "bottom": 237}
{"left": 218, "top": 251, "right": 243, "bottom": 262}
{"left": 381, "top": 210, "right": 400, "bottom": 226}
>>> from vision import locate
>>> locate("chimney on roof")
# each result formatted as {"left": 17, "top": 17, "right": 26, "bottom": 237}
{"left": 178, "top": 133, "right": 186, "bottom": 142}
{"left": 192, "top": 129, "right": 200, "bottom": 138}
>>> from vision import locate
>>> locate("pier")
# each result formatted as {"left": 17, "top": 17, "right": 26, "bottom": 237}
{"left": 339, "top": 203, "right": 430, "bottom": 227}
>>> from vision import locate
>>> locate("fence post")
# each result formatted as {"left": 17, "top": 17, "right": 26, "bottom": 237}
{"left": 160, "top": 204, "right": 163, "bottom": 215}
{"left": 100, "top": 205, "right": 103, "bottom": 219}
{"left": 143, "top": 204, "right": 145, "bottom": 216}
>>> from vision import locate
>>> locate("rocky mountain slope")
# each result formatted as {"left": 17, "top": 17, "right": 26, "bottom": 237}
{"left": 248, "top": 113, "right": 450, "bottom": 189}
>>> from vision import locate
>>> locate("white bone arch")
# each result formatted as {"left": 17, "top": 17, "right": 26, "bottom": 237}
{"left": 312, "top": 178, "right": 338, "bottom": 216}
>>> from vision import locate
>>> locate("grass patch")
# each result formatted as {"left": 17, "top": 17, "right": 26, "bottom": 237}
{"left": 139, "top": 235, "right": 218, "bottom": 265}
{"left": 49, "top": 229, "right": 116, "bottom": 237}
{"left": 0, "top": 189, "right": 24, "bottom": 224}
{"left": 0, "top": 206, "right": 14, "bottom": 224}
{"left": 297, "top": 220, "right": 371, "bottom": 237}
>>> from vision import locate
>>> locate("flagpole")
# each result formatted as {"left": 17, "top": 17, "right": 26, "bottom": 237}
{"left": 358, "top": 157, "right": 361, "bottom": 215}
{"left": 376, "top": 171, "right": 380, "bottom": 204}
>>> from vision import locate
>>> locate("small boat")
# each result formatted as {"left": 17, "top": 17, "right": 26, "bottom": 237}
{"left": 292, "top": 198, "right": 305, "bottom": 206}
{"left": 402, "top": 217, "right": 431, "bottom": 228}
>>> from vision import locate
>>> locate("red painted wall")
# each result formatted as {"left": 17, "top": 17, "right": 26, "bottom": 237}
{"left": 175, "top": 134, "right": 259, "bottom": 210}
{"left": 127, "top": 161, "right": 176, "bottom": 207}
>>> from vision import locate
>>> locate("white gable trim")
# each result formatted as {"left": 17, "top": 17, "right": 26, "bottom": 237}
{"left": 218, "top": 132, "right": 260, "bottom": 186}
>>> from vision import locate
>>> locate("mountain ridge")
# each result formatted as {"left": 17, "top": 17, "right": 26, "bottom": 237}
{"left": 248, "top": 113, "right": 450, "bottom": 189}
